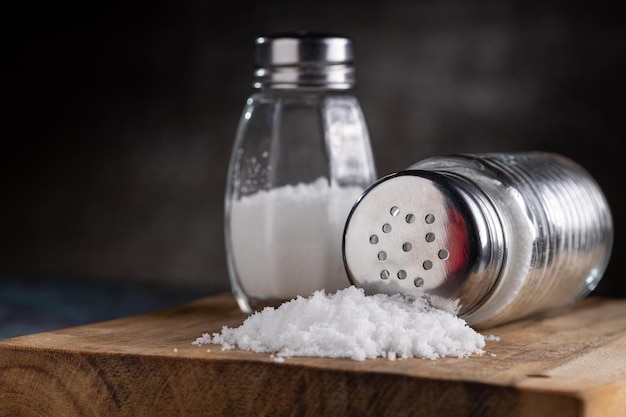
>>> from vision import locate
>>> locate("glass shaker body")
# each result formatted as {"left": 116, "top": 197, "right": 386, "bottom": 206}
{"left": 225, "top": 33, "right": 377, "bottom": 313}
{"left": 343, "top": 152, "right": 613, "bottom": 327}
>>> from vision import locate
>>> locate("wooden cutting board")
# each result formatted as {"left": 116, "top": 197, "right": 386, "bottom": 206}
{"left": 0, "top": 293, "right": 624, "bottom": 417}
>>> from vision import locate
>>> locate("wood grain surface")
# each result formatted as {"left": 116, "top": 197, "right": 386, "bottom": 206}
{"left": 0, "top": 294, "right": 624, "bottom": 417}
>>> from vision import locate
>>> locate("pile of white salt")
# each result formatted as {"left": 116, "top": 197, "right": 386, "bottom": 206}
{"left": 192, "top": 286, "right": 494, "bottom": 361}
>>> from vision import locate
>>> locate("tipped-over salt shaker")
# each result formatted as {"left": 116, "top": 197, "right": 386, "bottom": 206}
{"left": 343, "top": 152, "right": 613, "bottom": 327}
{"left": 225, "top": 32, "right": 377, "bottom": 313}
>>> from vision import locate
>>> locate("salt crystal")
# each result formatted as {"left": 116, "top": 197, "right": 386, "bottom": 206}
{"left": 193, "top": 286, "right": 491, "bottom": 361}
{"left": 229, "top": 178, "right": 364, "bottom": 299}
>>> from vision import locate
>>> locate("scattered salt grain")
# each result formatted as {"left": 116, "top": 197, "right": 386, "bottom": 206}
{"left": 173, "top": 348, "right": 178, "bottom": 353}
{"left": 193, "top": 286, "right": 492, "bottom": 361}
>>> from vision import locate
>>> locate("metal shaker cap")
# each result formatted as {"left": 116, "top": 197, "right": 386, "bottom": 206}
{"left": 342, "top": 170, "right": 505, "bottom": 316}
{"left": 253, "top": 32, "right": 355, "bottom": 89}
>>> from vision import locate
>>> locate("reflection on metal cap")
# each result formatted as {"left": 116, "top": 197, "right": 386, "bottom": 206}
{"left": 253, "top": 32, "right": 355, "bottom": 89}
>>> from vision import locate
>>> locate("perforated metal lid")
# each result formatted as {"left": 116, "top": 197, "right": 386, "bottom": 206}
{"left": 342, "top": 170, "right": 505, "bottom": 316}
{"left": 253, "top": 32, "right": 355, "bottom": 89}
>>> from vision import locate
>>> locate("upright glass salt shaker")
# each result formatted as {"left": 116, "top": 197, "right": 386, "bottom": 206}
{"left": 225, "top": 32, "right": 377, "bottom": 313}
{"left": 343, "top": 152, "right": 613, "bottom": 327}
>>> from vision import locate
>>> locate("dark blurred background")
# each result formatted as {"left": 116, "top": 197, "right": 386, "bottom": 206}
{"left": 2, "top": 0, "right": 625, "bottom": 336}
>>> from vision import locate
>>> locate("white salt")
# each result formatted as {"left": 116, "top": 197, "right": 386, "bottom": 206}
{"left": 229, "top": 178, "right": 364, "bottom": 299}
{"left": 193, "top": 286, "right": 491, "bottom": 361}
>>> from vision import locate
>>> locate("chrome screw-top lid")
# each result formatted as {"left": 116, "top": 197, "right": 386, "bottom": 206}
{"left": 342, "top": 170, "right": 505, "bottom": 316}
{"left": 253, "top": 32, "right": 355, "bottom": 89}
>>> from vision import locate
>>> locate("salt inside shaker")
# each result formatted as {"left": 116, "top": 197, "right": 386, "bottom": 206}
{"left": 225, "top": 32, "right": 377, "bottom": 313}
{"left": 342, "top": 152, "right": 613, "bottom": 327}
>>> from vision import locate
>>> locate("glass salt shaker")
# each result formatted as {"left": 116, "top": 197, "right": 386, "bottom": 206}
{"left": 343, "top": 152, "right": 613, "bottom": 327}
{"left": 225, "top": 32, "right": 377, "bottom": 313}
